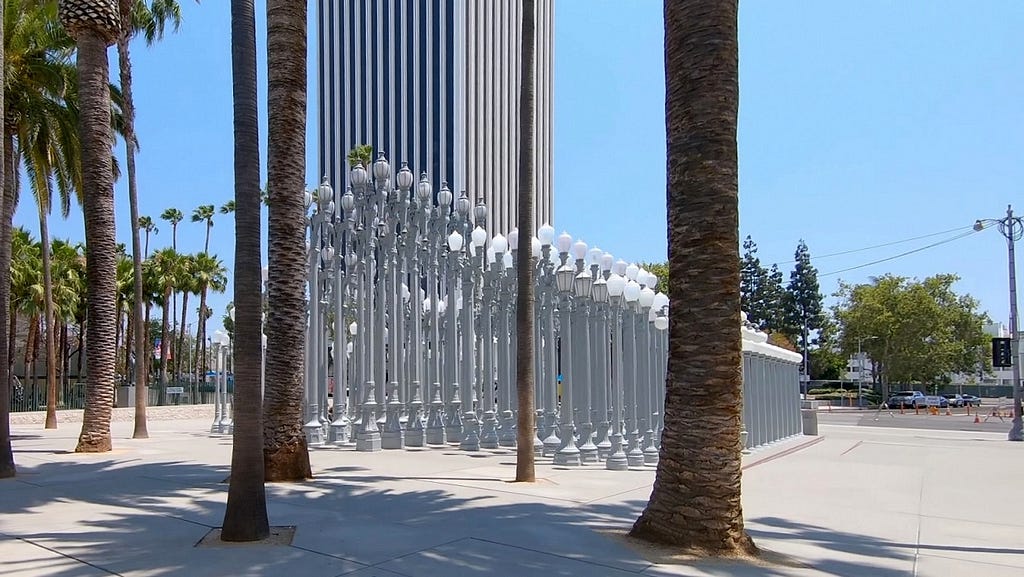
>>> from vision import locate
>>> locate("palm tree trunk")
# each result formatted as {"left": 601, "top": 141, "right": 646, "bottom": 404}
{"left": 221, "top": 0, "right": 270, "bottom": 540}
{"left": 263, "top": 0, "right": 311, "bottom": 482}
{"left": 116, "top": 0, "right": 149, "bottom": 438}
{"left": 25, "top": 316, "right": 37, "bottom": 387}
{"left": 630, "top": 0, "right": 754, "bottom": 556}
{"left": 194, "top": 290, "right": 206, "bottom": 383}
{"left": 75, "top": 28, "right": 118, "bottom": 452}
{"left": 0, "top": 56, "right": 19, "bottom": 475}
{"left": 514, "top": 0, "right": 537, "bottom": 482}
{"left": 7, "top": 298, "right": 15, "bottom": 377}
{"left": 39, "top": 210, "right": 58, "bottom": 428}
{"left": 158, "top": 286, "right": 171, "bottom": 404}
{"left": 177, "top": 290, "right": 189, "bottom": 380}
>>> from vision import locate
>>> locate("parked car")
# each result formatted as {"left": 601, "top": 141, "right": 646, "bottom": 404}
{"left": 959, "top": 394, "right": 982, "bottom": 407}
{"left": 943, "top": 394, "right": 964, "bottom": 408}
{"left": 887, "top": 391, "right": 927, "bottom": 408}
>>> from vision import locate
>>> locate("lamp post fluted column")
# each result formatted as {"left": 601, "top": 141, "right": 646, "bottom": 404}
{"left": 606, "top": 273, "right": 628, "bottom": 470}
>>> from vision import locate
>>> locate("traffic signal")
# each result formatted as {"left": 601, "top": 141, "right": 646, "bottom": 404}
{"left": 992, "top": 337, "right": 1013, "bottom": 368}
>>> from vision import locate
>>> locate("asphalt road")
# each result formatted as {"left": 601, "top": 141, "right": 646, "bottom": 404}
{"left": 816, "top": 408, "right": 1017, "bottom": 434}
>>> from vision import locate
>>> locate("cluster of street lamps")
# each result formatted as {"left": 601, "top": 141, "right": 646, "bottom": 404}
{"left": 299, "top": 152, "right": 671, "bottom": 469}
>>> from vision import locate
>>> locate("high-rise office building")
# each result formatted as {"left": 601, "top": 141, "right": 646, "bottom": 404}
{"left": 317, "top": 0, "right": 554, "bottom": 234}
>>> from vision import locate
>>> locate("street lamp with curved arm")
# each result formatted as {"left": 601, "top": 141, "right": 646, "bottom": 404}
{"left": 975, "top": 205, "right": 1023, "bottom": 441}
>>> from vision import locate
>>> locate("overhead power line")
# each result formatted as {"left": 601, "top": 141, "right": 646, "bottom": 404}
{"left": 818, "top": 229, "right": 979, "bottom": 278}
{"left": 768, "top": 224, "right": 976, "bottom": 267}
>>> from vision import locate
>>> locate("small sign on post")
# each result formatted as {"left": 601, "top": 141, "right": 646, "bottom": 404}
{"left": 166, "top": 386, "right": 184, "bottom": 395}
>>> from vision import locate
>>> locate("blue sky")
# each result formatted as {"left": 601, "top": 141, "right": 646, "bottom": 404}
{"left": 23, "top": 0, "right": 1024, "bottom": 335}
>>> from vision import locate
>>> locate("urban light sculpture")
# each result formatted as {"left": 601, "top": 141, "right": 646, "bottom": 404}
{"left": 285, "top": 152, "right": 811, "bottom": 474}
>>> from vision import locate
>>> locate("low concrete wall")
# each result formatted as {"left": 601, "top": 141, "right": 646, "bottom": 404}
{"left": 9, "top": 404, "right": 215, "bottom": 426}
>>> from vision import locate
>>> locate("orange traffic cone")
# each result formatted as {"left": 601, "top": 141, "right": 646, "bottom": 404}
{"left": 945, "top": 406, "right": 952, "bottom": 416}
{"left": 974, "top": 414, "right": 981, "bottom": 424}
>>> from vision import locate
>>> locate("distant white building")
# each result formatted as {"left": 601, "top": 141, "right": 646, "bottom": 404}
{"left": 844, "top": 352, "right": 874, "bottom": 383}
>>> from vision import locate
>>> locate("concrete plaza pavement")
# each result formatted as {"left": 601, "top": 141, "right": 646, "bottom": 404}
{"left": 2, "top": 413, "right": 1023, "bottom": 576}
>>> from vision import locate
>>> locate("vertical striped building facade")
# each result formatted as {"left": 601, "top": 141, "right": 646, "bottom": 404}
{"left": 317, "top": 0, "right": 554, "bottom": 234}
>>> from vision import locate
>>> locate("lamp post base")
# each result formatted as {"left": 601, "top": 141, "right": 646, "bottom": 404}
{"left": 1009, "top": 417, "right": 1023, "bottom": 442}
{"left": 329, "top": 417, "right": 350, "bottom": 444}
{"left": 498, "top": 410, "right": 517, "bottom": 447}
{"left": 304, "top": 417, "right": 325, "bottom": 447}
{"left": 480, "top": 410, "right": 499, "bottom": 448}
{"left": 460, "top": 412, "right": 481, "bottom": 451}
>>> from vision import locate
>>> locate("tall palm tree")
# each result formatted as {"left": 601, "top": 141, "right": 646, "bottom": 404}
{"left": 138, "top": 215, "right": 157, "bottom": 257}
{"left": 148, "top": 247, "right": 177, "bottom": 389}
{"left": 58, "top": 0, "right": 121, "bottom": 453}
{"left": 219, "top": 199, "right": 235, "bottom": 214}
{"left": 514, "top": 0, "right": 537, "bottom": 482}
{"left": 0, "top": 0, "right": 13, "bottom": 473}
{"left": 5, "top": 0, "right": 78, "bottom": 430}
{"left": 174, "top": 252, "right": 195, "bottom": 381}
{"left": 121, "top": 1, "right": 186, "bottom": 438}
{"left": 630, "top": 1, "right": 754, "bottom": 556}
{"left": 263, "top": 0, "right": 311, "bottom": 481}
{"left": 160, "top": 206, "right": 182, "bottom": 360}
{"left": 159, "top": 207, "right": 182, "bottom": 248}
{"left": 221, "top": 0, "right": 268, "bottom": 539}
{"left": 191, "top": 252, "right": 225, "bottom": 383}
{"left": 191, "top": 203, "right": 215, "bottom": 253}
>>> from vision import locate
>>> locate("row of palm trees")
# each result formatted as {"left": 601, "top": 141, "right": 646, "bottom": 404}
{"left": 0, "top": 0, "right": 191, "bottom": 459}
{"left": 8, "top": 225, "right": 227, "bottom": 411}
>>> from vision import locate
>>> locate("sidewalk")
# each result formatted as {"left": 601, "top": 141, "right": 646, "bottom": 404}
{"left": 2, "top": 418, "right": 1022, "bottom": 576}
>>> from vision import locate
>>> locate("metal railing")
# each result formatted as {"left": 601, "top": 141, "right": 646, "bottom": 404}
{"left": 8, "top": 380, "right": 225, "bottom": 413}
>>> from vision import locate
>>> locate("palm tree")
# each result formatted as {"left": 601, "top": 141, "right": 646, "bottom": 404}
{"left": 221, "top": 0, "right": 269, "bottom": 540}
{"left": 57, "top": 0, "right": 121, "bottom": 453}
{"left": 174, "top": 251, "right": 195, "bottom": 380}
{"left": 630, "top": 1, "right": 755, "bottom": 556}
{"left": 0, "top": 0, "right": 14, "bottom": 480}
{"left": 148, "top": 247, "right": 177, "bottom": 390}
{"left": 121, "top": 1, "right": 186, "bottom": 438}
{"left": 191, "top": 204, "right": 215, "bottom": 253}
{"left": 138, "top": 215, "right": 157, "bottom": 257}
{"left": 219, "top": 199, "right": 235, "bottom": 214}
{"left": 159, "top": 207, "right": 183, "bottom": 248}
{"left": 191, "top": 252, "right": 226, "bottom": 383}
{"left": 263, "top": 0, "right": 311, "bottom": 482}
{"left": 514, "top": 0, "right": 537, "bottom": 482}
{"left": 5, "top": 0, "right": 78, "bottom": 430}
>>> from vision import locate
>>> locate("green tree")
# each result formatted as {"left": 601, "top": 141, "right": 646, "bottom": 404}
{"left": 808, "top": 314, "right": 846, "bottom": 381}
{"left": 220, "top": 0, "right": 267, "bottom": 540}
{"left": 174, "top": 251, "right": 196, "bottom": 380}
{"left": 638, "top": 261, "right": 668, "bottom": 293}
{"left": 58, "top": 0, "right": 122, "bottom": 453}
{"left": 219, "top": 199, "right": 235, "bottom": 214}
{"left": 833, "top": 274, "right": 989, "bottom": 398}
{"left": 346, "top": 144, "right": 372, "bottom": 168}
{"left": 191, "top": 252, "right": 226, "bottom": 383}
{"left": 5, "top": 0, "right": 80, "bottom": 430}
{"left": 739, "top": 236, "right": 770, "bottom": 327}
{"left": 632, "top": 0, "right": 755, "bottom": 555}
{"left": 148, "top": 247, "right": 177, "bottom": 387}
{"left": 191, "top": 203, "right": 215, "bottom": 253}
{"left": 117, "top": 0, "right": 186, "bottom": 440}
{"left": 783, "top": 240, "right": 823, "bottom": 368}
{"left": 760, "top": 263, "right": 787, "bottom": 334}
{"left": 137, "top": 215, "right": 157, "bottom": 257}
